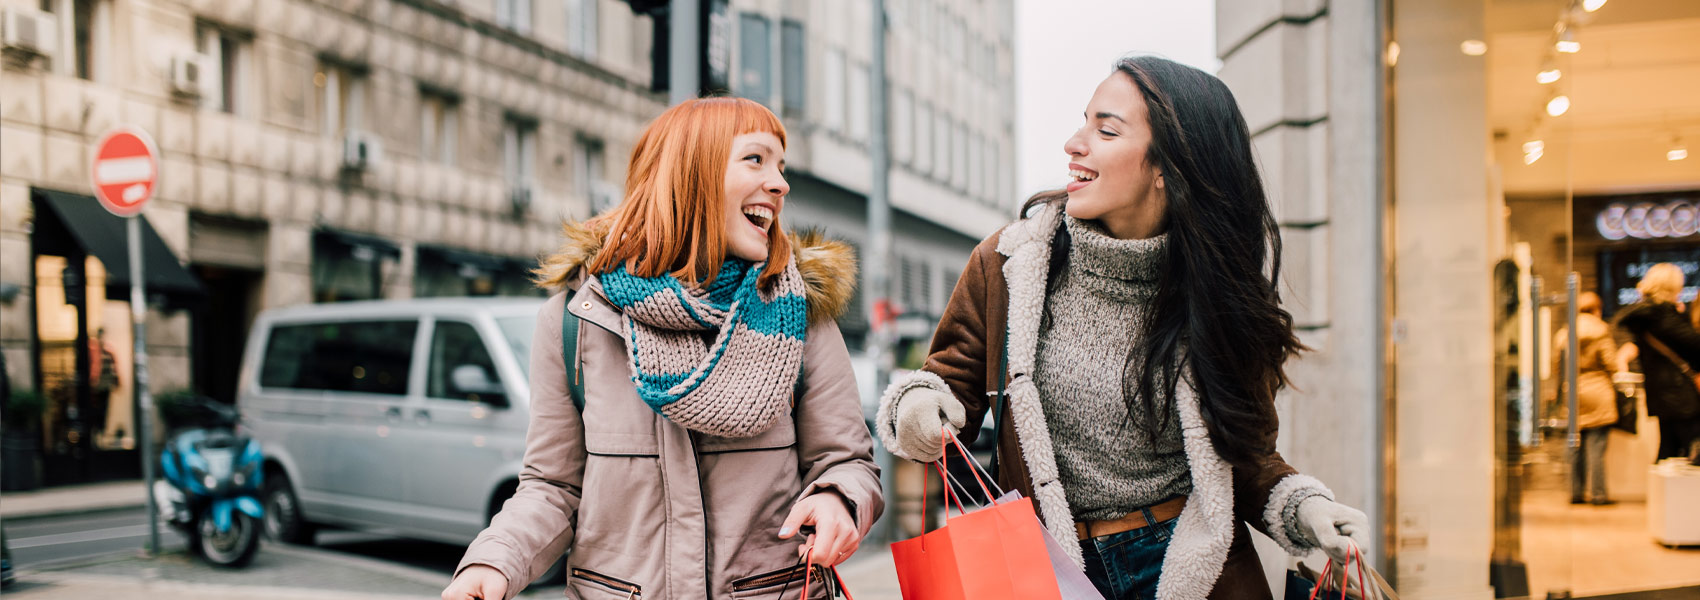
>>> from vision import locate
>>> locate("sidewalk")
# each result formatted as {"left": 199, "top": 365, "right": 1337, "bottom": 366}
{"left": 1, "top": 480, "right": 147, "bottom": 520}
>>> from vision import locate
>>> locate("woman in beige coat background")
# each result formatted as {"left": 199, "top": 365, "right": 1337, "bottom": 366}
{"left": 1554, "top": 291, "right": 1619, "bottom": 504}
{"left": 443, "top": 97, "right": 882, "bottom": 600}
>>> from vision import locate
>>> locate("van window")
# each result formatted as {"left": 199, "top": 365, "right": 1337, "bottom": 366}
{"left": 495, "top": 315, "right": 535, "bottom": 379}
{"left": 428, "top": 321, "right": 504, "bottom": 404}
{"left": 259, "top": 320, "right": 418, "bottom": 395}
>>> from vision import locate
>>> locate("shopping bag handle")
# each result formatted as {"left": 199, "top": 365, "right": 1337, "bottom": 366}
{"left": 782, "top": 545, "right": 854, "bottom": 600}
{"left": 936, "top": 427, "right": 1004, "bottom": 503}
{"left": 1307, "top": 542, "right": 1369, "bottom": 600}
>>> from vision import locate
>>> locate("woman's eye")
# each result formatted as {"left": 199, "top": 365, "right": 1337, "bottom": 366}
{"left": 745, "top": 154, "right": 763, "bottom": 164}
{"left": 1098, "top": 129, "right": 1118, "bottom": 138}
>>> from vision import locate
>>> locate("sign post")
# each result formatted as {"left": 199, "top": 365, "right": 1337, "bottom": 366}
{"left": 92, "top": 127, "right": 161, "bottom": 556}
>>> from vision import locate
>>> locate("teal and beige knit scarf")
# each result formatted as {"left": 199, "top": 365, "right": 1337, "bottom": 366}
{"left": 600, "top": 258, "right": 808, "bottom": 438}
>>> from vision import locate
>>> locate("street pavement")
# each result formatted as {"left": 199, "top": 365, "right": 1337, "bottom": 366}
{"left": 1, "top": 480, "right": 905, "bottom": 599}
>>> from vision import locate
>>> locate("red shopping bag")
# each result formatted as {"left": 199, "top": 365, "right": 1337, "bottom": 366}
{"left": 889, "top": 430, "right": 1064, "bottom": 600}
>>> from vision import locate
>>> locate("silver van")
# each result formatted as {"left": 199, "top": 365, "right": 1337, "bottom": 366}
{"left": 237, "top": 298, "right": 554, "bottom": 574}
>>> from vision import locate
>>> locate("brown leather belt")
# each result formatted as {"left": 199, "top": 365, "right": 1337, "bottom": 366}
{"left": 1075, "top": 496, "right": 1188, "bottom": 541}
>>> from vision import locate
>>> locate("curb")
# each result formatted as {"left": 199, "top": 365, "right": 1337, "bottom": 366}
{"left": 1, "top": 501, "right": 149, "bottom": 522}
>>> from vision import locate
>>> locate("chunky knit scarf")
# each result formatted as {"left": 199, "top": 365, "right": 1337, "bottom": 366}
{"left": 600, "top": 258, "right": 809, "bottom": 438}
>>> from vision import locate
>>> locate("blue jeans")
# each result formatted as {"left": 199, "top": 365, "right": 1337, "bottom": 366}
{"left": 1079, "top": 509, "right": 1178, "bottom": 600}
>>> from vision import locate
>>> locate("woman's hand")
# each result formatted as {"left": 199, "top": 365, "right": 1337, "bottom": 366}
{"left": 442, "top": 565, "right": 508, "bottom": 600}
{"left": 779, "top": 492, "right": 860, "bottom": 566}
{"left": 1298, "top": 497, "right": 1371, "bottom": 564}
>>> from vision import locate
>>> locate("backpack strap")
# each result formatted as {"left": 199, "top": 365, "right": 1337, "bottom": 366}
{"left": 562, "top": 298, "right": 586, "bottom": 412}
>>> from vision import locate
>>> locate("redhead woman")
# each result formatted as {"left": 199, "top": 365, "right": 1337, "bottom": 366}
{"left": 877, "top": 56, "right": 1370, "bottom": 599}
{"left": 443, "top": 97, "right": 882, "bottom": 600}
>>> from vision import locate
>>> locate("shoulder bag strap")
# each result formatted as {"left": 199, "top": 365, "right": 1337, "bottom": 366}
{"left": 1641, "top": 334, "right": 1696, "bottom": 376}
{"left": 562, "top": 299, "right": 586, "bottom": 411}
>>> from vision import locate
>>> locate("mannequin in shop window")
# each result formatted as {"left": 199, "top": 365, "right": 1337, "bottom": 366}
{"left": 88, "top": 327, "right": 118, "bottom": 445}
{"left": 1613, "top": 263, "right": 1700, "bottom": 462}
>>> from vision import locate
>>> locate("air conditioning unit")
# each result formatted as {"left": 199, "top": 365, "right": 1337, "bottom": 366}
{"left": 170, "top": 53, "right": 211, "bottom": 98}
{"left": 1, "top": 8, "right": 57, "bottom": 59}
{"left": 342, "top": 131, "right": 382, "bottom": 172}
{"left": 509, "top": 181, "right": 534, "bottom": 218}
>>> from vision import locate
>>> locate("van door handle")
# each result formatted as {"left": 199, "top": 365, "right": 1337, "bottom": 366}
{"left": 386, "top": 407, "right": 403, "bottom": 422}
{"left": 414, "top": 410, "right": 431, "bottom": 425}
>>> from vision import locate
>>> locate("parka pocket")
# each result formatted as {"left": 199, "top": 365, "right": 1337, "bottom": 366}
{"left": 570, "top": 567, "right": 643, "bottom": 599}
{"left": 728, "top": 563, "right": 835, "bottom": 599}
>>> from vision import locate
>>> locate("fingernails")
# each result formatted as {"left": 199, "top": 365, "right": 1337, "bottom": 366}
{"left": 779, "top": 527, "right": 793, "bottom": 537}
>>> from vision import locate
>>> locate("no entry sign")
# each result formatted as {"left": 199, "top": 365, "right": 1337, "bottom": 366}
{"left": 91, "top": 128, "right": 160, "bottom": 217}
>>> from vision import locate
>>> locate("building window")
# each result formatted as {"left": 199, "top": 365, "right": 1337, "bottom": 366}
{"left": 420, "top": 89, "right": 458, "bottom": 164}
{"left": 315, "top": 62, "right": 366, "bottom": 137}
{"left": 915, "top": 102, "right": 933, "bottom": 175}
{"left": 892, "top": 90, "right": 913, "bottom": 163}
{"left": 197, "top": 24, "right": 250, "bottom": 115}
{"left": 494, "top": 0, "right": 532, "bottom": 34}
{"left": 822, "top": 47, "right": 845, "bottom": 133}
{"left": 933, "top": 111, "right": 951, "bottom": 182}
{"left": 780, "top": 19, "right": 805, "bottom": 116}
{"left": 504, "top": 116, "right": 538, "bottom": 198}
{"left": 956, "top": 123, "right": 971, "bottom": 189}
{"left": 567, "top": 0, "right": 597, "bottom": 60}
{"left": 575, "top": 136, "right": 610, "bottom": 213}
{"left": 52, "top": 0, "right": 104, "bottom": 81}
{"left": 848, "top": 62, "right": 869, "bottom": 142}
{"left": 311, "top": 232, "right": 398, "bottom": 302}
{"left": 737, "top": 13, "right": 772, "bottom": 104}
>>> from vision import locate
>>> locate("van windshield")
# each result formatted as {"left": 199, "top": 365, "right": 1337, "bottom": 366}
{"left": 495, "top": 316, "right": 536, "bottom": 379}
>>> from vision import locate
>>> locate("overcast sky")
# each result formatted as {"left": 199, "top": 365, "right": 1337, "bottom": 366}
{"left": 1014, "top": 1, "right": 1219, "bottom": 200}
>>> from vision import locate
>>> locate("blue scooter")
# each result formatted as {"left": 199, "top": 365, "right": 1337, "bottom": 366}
{"left": 154, "top": 395, "right": 264, "bottom": 567}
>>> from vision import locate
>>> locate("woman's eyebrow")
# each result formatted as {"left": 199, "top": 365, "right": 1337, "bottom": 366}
{"left": 1092, "top": 111, "right": 1127, "bottom": 124}
{"left": 742, "top": 141, "right": 779, "bottom": 156}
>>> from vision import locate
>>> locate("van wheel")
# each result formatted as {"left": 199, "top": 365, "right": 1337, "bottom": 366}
{"left": 264, "top": 471, "right": 316, "bottom": 545}
{"left": 491, "top": 481, "right": 566, "bottom": 585}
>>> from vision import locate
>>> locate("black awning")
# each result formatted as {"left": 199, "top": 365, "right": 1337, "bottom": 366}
{"left": 32, "top": 189, "right": 207, "bottom": 300}
{"left": 314, "top": 229, "right": 402, "bottom": 261}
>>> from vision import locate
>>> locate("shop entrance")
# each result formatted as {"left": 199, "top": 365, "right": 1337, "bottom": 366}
{"left": 1482, "top": 1, "right": 1700, "bottom": 597}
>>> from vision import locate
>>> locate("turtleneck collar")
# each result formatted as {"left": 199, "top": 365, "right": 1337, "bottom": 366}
{"left": 1065, "top": 215, "right": 1167, "bottom": 284}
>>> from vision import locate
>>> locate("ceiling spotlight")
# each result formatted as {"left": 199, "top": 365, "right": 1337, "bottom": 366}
{"left": 1461, "top": 40, "right": 1488, "bottom": 56}
{"left": 1386, "top": 41, "right": 1401, "bottom": 67}
{"left": 1537, "top": 63, "right": 1562, "bottom": 84}
{"left": 1556, "top": 29, "right": 1581, "bottom": 53}
{"left": 1547, "top": 95, "right": 1571, "bottom": 117}
{"left": 1583, "top": 0, "right": 1607, "bottom": 12}
{"left": 1673, "top": 139, "right": 1690, "bottom": 162}
{"left": 1524, "top": 140, "right": 1546, "bottom": 165}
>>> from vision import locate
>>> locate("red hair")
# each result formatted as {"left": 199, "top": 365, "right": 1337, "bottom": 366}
{"left": 585, "top": 97, "right": 791, "bottom": 289}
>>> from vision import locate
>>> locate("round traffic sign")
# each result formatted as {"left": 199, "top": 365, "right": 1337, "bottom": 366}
{"left": 91, "top": 128, "right": 160, "bottom": 217}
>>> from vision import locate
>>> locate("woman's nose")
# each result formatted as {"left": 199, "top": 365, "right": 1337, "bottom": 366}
{"left": 766, "top": 175, "right": 789, "bottom": 197}
{"left": 1064, "top": 130, "right": 1088, "bottom": 157}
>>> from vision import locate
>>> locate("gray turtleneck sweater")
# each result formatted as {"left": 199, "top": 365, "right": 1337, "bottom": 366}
{"left": 1033, "top": 216, "right": 1192, "bottom": 521}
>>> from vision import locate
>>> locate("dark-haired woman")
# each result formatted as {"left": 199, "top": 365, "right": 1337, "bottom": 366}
{"left": 876, "top": 56, "right": 1369, "bottom": 599}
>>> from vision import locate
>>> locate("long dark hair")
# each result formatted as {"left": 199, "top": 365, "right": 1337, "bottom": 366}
{"left": 1024, "top": 56, "right": 1305, "bottom": 468}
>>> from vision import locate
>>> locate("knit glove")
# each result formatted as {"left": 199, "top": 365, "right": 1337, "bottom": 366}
{"left": 893, "top": 386, "right": 966, "bottom": 462}
{"left": 1298, "top": 496, "right": 1371, "bottom": 564}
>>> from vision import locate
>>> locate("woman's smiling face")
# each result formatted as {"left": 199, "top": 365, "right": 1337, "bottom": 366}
{"left": 722, "top": 132, "right": 789, "bottom": 262}
{"left": 1062, "top": 72, "right": 1167, "bottom": 239}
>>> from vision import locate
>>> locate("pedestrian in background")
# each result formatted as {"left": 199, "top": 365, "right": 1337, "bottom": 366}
{"left": 877, "top": 56, "right": 1369, "bottom": 600}
{"left": 1615, "top": 263, "right": 1700, "bottom": 461}
{"left": 1554, "top": 291, "right": 1619, "bottom": 505}
{"left": 443, "top": 97, "right": 882, "bottom": 600}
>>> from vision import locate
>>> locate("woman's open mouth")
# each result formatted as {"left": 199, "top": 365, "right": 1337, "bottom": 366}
{"left": 1066, "top": 167, "right": 1098, "bottom": 193}
{"left": 742, "top": 205, "right": 774, "bottom": 233}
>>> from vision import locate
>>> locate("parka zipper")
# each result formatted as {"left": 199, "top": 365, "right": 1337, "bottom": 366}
{"left": 690, "top": 430, "right": 713, "bottom": 597}
{"left": 729, "top": 563, "right": 820, "bottom": 592}
{"left": 571, "top": 568, "right": 641, "bottom": 598}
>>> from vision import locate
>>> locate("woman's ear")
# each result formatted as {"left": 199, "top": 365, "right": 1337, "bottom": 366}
{"left": 1155, "top": 174, "right": 1165, "bottom": 189}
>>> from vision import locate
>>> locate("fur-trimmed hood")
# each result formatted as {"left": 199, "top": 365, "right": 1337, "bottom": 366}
{"left": 535, "top": 219, "right": 858, "bottom": 324}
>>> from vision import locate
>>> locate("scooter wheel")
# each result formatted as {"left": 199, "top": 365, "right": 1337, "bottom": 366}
{"left": 197, "top": 511, "right": 260, "bottom": 568}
